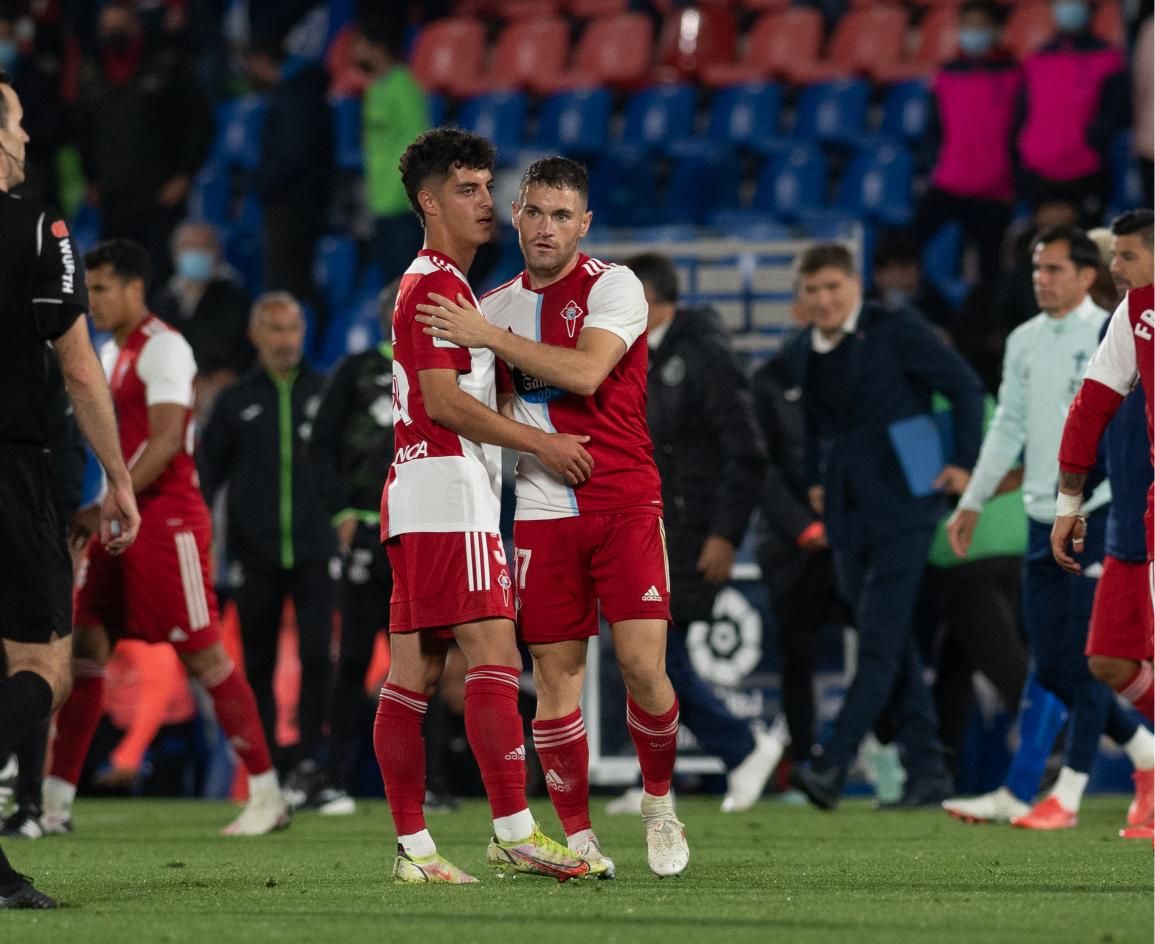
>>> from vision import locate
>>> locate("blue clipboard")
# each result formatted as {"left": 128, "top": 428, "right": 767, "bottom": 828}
{"left": 888, "top": 413, "right": 946, "bottom": 497}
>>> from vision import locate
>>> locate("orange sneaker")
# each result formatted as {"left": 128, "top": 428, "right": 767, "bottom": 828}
{"left": 1126, "top": 768, "right": 1154, "bottom": 827}
{"left": 1119, "top": 819, "right": 1154, "bottom": 840}
{"left": 1011, "top": 795, "right": 1077, "bottom": 830}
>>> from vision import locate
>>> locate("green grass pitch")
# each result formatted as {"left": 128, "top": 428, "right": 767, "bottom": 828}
{"left": 2, "top": 796, "right": 1150, "bottom": 944}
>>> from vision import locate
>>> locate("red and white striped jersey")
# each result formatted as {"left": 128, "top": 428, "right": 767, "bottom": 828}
{"left": 1059, "top": 284, "right": 1154, "bottom": 555}
{"left": 381, "top": 250, "right": 502, "bottom": 538}
{"left": 100, "top": 314, "right": 200, "bottom": 509}
{"left": 481, "top": 254, "right": 662, "bottom": 520}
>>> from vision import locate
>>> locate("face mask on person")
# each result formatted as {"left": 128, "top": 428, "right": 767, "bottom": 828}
{"left": 0, "top": 39, "right": 19, "bottom": 73}
{"left": 176, "top": 249, "right": 214, "bottom": 283}
{"left": 957, "top": 27, "right": 995, "bottom": 57}
{"left": 1052, "top": 0, "right": 1090, "bottom": 33}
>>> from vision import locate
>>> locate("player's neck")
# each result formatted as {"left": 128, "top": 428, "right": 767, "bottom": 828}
{"left": 525, "top": 254, "right": 580, "bottom": 291}
{"left": 423, "top": 235, "right": 475, "bottom": 275}
{"left": 113, "top": 310, "right": 149, "bottom": 346}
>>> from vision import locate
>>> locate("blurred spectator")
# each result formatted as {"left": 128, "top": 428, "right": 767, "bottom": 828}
{"left": 783, "top": 244, "right": 984, "bottom": 811}
{"left": 1133, "top": 11, "right": 1153, "bottom": 207}
{"left": 1016, "top": 0, "right": 1127, "bottom": 224}
{"left": 73, "top": 0, "right": 212, "bottom": 284}
{"left": 354, "top": 15, "right": 428, "bottom": 284}
{"left": 1087, "top": 226, "right": 1123, "bottom": 311}
{"left": 198, "top": 292, "right": 336, "bottom": 792}
{"left": 245, "top": 34, "right": 331, "bottom": 324}
{"left": 994, "top": 196, "right": 1081, "bottom": 336}
{"left": 750, "top": 303, "right": 854, "bottom": 770}
{"left": 913, "top": 0, "right": 1019, "bottom": 288}
{"left": 154, "top": 220, "right": 254, "bottom": 425}
{"left": 628, "top": 252, "right": 784, "bottom": 814}
{"left": 866, "top": 233, "right": 955, "bottom": 333}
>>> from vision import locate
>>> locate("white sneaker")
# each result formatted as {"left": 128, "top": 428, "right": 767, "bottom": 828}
{"left": 943, "top": 787, "right": 1030, "bottom": 824}
{"left": 722, "top": 718, "right": 787, "bottom": 813}
{"left": 222, "top": 790, "right": 291, "bottom": 836}
{"left": 315, "top": 789, "right": 357, "bottom": 816}
{"left": 641, "top": 792, "right": 689, "bottom": 878}
{"left": 569, "top": 832, "right": 616, "bottom": 880}
{"left": 42, "top": 776, "right": 75, "bottom": 834}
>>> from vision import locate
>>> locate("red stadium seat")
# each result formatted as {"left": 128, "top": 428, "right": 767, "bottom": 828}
{"left": 1003, "top": 3, "right": 1056, "bottom": 59}
{"left": 788, "top": 5, "right": 910, "bottom": 85}
{"left": 469, "top": 18, "right": 571, "bottom": 95}
{"left": 735, "top": 0, "right": 790, "bottom": 10}
{"left": 874, "top": 6, "right": 960, "bottom": 83}
{"left": 654, "top": 4, "right": 738, "bottom": 82}
{"left": 1092, "top": 0, "right": 1125, "bottom": 47}
{"left": 410, "top": 18, "right": 487, "bottom": 96}
{"left": 537, "top": 12, "right": 654, "bottom": 93}
{"left": 565, "top": 0, "right": 629, "bottom": 16}
{"left": 495, "top": 0, "right": 562, "bottom": 18}
{"left": 701, "top": 8, "right": 824, "bottom": 88}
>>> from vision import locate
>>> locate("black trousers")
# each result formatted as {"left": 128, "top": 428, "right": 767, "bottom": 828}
{"left": 912, "top": 186, "right": 1013, "bottom": 288}
{"left": 233, "top": 557, "right": 335, "bottom": 766}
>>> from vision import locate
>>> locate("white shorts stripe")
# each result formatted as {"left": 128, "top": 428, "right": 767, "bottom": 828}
{"left": 480, "top": 532, "right": 491, "bottom": 590}
{"left": 465, "top": 532, "right": 476, "bottom": 592}
{"left": 175, "top": 531, "right": 210, "bottom": 630}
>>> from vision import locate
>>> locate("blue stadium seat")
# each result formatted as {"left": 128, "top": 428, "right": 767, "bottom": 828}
{"left": 706, "top": 83, "right": 782, "bottom": 152}
{"left": 314, "top": 234, "right": 358, "bottom": 312}
{"left": 661, "top": 152, "right": 741, "bottom": 225}
{"left": 456, "top": 92, "right": 528, "bottom": 165}
{"left": 222, "top": 223, "right": 263, "bottom": 295}
{"left": 188, "top": 164, "right": 231, "bottom": 226}
{"left": 751, "top": 144, "right": 828, "bottom": 223}
{"left": 587, "top": 148, "right": 659, "bottom": 227}
{"left": 707, "top": 213, "right": 792, "bottom": 242}
{"left": 427, "top": 93, "right": 447, "bottom": 128}
{"left": 618, "top": 84, "right": 696, "bottom": 154}
{"left": 922, "top": 221, "right": 969, "bottom": 309}
{"left": 834, "top": 144, "right": 914, "bottom": 226}
{"left": 211, "top": 95, "right": 267, "bottom": 171}
{"left": 1108, "top": 131, "right": 1146, "bottom": 216}
{"left": 531, "top": 88, "right": 612, "bottom": 158}
{"left": 788, "top": 79, "right": 870, "bottom": 149}
{"left": 331, "top": 97, "right": 363, "bottom": 172}
{"left": 877, "top": 80, "right": 931, "bottom": 145}
{"left": 70, "top": 203, "right": 102, "bottom": 255}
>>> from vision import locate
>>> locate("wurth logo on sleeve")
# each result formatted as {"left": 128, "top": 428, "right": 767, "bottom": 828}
{"left": 57, "top": 233, "right": 76, "bottom": 294}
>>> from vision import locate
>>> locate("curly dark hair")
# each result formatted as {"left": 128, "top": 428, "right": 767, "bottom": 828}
{"left": 399, "top": 128, "right": 496, "bottom": 223}
{"left": 84, "top": 238, "right": 152, "bottom": 290}
{"left": 519, "top": 156, "right": 589, "bottom": 203}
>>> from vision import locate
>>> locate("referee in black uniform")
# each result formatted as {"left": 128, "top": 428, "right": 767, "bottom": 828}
{"left": 0, "top": 71, "right": 139, "bottom": 909}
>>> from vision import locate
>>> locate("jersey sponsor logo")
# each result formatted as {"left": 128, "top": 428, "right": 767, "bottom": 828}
{"left": 1136, "top": 308, "right": 1155, "bottom": 341}
{"left": 395, "top": 440, "right": 429, "bottom": 463}
{"left": 511, "top": 365, "right": 565, "bottom": 403}
{"left": 58, "top": 234, "right": 76, "bottom": 294}
{"left": 504, "top": 744, "right": 526, "bottom": 762}
{"left": 560, "top": 299, "right": 584, "bottom": 339}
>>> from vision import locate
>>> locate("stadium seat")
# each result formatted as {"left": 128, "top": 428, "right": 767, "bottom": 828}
{"left": 330, "top": 97, "right": 363, "bottom": 173}
{"left": 617, "top": 84, "right": 697, "bottom": 154}
{"left": 409, "top": 17, "right": 486, "bottom": 96}
{"left": 874, "top": 6, "right": 960, "bottom": 83}
{"left": 874, "top": 80, "right": 933, "bottom": 146}
{"left": 700, "top": 82, "right": 783, "bottom": 155}
{"left": 735, "top": 0, "right": 791, "bottom": 11}
{"left": 921, "top": 221, "right": 970, "bottom": 309}
{"left": 427, "top": 93, "right": 447, "bottom": 128}
{"left": 565, "top": 0, "right": 628, "bottom": 16}
{"left": 587, "top": 148, "right": 660, "bottom": 227}
{"left": 211, "top": 95, "right": 267, "bottom": 171}
{"left": 1092, "top": 0, "right": 1125, "bottom": 47}
{"left": 653, "top": 4, "right": 737, "bottom": 82}
{"left": 471, "top": 17, "right": 570, "bottom": 95}
{"left": 787, "top": 5, "right": 909, "bottom": 85}
{"left": 761, "top": 79, "right": 870, "bottom": 151}
{"left": 456, "top": 92, "right": 529, "bottom": 163}
{"left": 495, "top": 0, "right": 561, "bottom": 17}
{"left": 750, "top": 144, "right": 828, "bottom": 223}
{"left": 1108, "top": 131, "right": 1146, "bottom": 215}
{"left": 834, "top": 144, "right": 915, "bottom": 226}
{"left": 536, "top": 12, "right": 654, "bottom": 93}
{"left": 1003, "top": 3, "right": 1056, "bottom": 60}
{"left": 701, "top": 8, "right": 824, "bottom": 87}
{"left": 314, "top": 234, "right": 358, "bottom": 313}
{"left": 530, "top": 88, "right": 613, "bottom": 157}
{"left": 188, "top": 164, "right": 231, "bottom": 226}
{"left": 663, "top": 152, "right": 743, "bottom": 225}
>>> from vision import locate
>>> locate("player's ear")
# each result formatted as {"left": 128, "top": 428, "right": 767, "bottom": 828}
{"left": 511, "top": 202, "right": 521, "bottom": 232}
{"left": 579, "top": 209, "right": 592, "bottom": 239}
{"left": 418, "top": 187, "right": 438, "bottom": 220}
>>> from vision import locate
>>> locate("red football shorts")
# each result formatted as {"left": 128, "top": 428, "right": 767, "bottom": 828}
{"left": 386, "top": 531, "right": 515, "bottom": 634}
{"left": 1085, "top": 554, "right": 1155, "bottom": 660}
{"left": 513, "top": 510, "right": 671, "bottom": 645}
{"left": 74, "top": 502, "right": 220, "bottom": 654}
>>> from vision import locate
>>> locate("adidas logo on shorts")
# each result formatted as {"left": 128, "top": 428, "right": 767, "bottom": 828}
{"left": 641, "top": 585, "right": 663, "bottom": 603}
{"left": 505, "top": 744, "right": 526, "bottom": 761}
{"left": 544, "top": 769, "right": 571, "bottom": 792}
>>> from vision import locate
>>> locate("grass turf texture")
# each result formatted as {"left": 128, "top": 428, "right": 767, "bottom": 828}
{"left": 1, "top": 796, "right": 1150, "bottom": 943}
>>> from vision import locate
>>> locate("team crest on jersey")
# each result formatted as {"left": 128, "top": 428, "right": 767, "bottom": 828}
{"left": 560, "top": 299, "right": 584, "bottom": 339}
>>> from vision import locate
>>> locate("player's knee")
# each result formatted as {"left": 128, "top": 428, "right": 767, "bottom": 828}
{"left": 616, "top": 650, "right": 667, "bottom": 698}
{"left": 1088, "top": 654, "right": 1132, "bottom": 690}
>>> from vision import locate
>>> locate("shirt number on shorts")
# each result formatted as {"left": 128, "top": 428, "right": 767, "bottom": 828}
{"left": 515, "top": 548, "right": 532, "bottom": 589}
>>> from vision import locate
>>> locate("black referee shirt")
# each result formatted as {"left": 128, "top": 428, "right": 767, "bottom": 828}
{"left": 0, "top": 191, "right": 88, "bottom": 445}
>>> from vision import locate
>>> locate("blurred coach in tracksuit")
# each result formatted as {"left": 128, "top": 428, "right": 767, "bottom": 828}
{"left": 628, "top": 253, "right": 783, "bottom": 813}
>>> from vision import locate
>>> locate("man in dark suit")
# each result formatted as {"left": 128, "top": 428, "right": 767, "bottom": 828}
{"left": 783, "top": 244, "right": 984, "bottom": 809}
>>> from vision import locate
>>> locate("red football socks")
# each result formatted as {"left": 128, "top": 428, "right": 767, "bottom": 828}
{"left": 49, "top": 660, "right": 106, "bottom": 786}
{"left": 626, "top": 694, "right": 680, "bottom": 797}
{"left": 464, "top": 665, "right": 527, "bottom": 820}
{"left": 374, "top": 683, "right": 429, "bottom": 836}
{"left": 533, "top": 707, "right": 591, "bottom": 835}
{"left": 202, "top": 659, "right": 274, "bottom": 776}
{"left": 1120, "top": 661, "right": 1155, "bottom": 724}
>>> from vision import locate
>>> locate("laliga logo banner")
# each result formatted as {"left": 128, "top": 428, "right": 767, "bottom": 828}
{"left": 686, "top": 587, "right": 763, "bottom": 687}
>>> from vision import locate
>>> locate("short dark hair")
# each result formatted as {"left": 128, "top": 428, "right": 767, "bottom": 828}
{"left": 1033, "top": 225, "right": 1101, "bottom": 271}
{"left": 624, "top": 253, "right": 679, "bottom": 305}
{"left": 960, "top": 0, "right": 1002, "bottom": 24}
{"left": 796, "top": 243, "right": 857, "bottom": 277}
{"left": 873, "top": 233, "right": 921, "bottom": 270}
{"left": 519, "top": 156, "right": 589, "bottom": 203}
{"left": 84, "top": 238, "right": 152, "bottom": 290}
{"left": 399, "top": 127, "right": 496, "bottom": 222}
{"left": 1111, "top": 209, "right": 1155, "bottom": 249}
